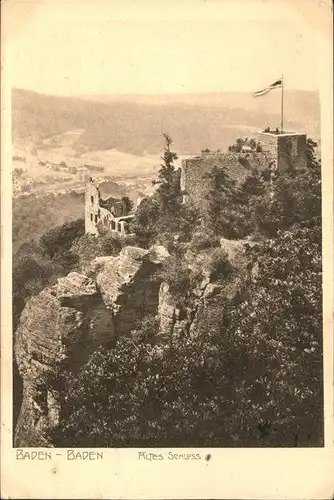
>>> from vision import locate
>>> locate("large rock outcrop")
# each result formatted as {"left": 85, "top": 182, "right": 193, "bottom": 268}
{"left": 14, "top": 239, "right": 255, "bottom": 446}
{"left": 14, "top": 272, "right": 113, "bottom": 447}
{"left": 158, "top": 238, "right": 255, "bottom": 340}
{"left": 14, "top": 246, "right": 169, "bottom": 447}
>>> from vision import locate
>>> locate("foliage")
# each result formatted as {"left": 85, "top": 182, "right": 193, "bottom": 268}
{"left": 305, "top": 138, "right": 320, "bottom": 167}
{"left": 69, "top": 234, "right": 101, "bottom": 267}
{"left": 50, "top": 329, "right": 232, "bottom": 447}
{"left": 51, "top": 250, "right": 79, "bottom": 276}
{"left": 130, "top": 196, "right": 161, "bottom": 248}
{"left": 228, "top": 137, "right": 262, "bottom": 153}
{"left": 207, "top": 248, "right": 232, "bottom": 278}
{"left": 224, "top": 221, "right": 323, "bottom": 446}
{"left": 39, "top": 219, "right": 85, "bottom": 258}
{"left": 13, "top": 167, "right": 24, "bottom": 178}
{"left": 66, "top": 232, "right": 125, "bottom": 274}
{"left": 252, "top": 141, "right": 321, "bottom": 237}
{"left": 155, "top": 133, "right": 181, "bottom": 211}
{"left": 12, "top": 253, "right": 52, "bottom": 329}
{"left": 189, "top": 231, "right": 221, "bottom": 252}
{"left": 99, "top": 233, "right": 123, "bottom": 256}
{"left": 131, "top": 134, "right": 199, "bottom": 248}
{"left": 239, "top": 168, "right": 266, "bottom": 201}
{"left": 158, "top": 255, "right": 190, "bottom": 298}
{"left": 52, "top": 212, "right": 322, "bottom": 447}
{"left": 12, "top": 191, "right": 85, "bottom": 254}
{"left": 121, "top": 196, "right": 134, "bottom": 214}
{"left": 13, "top": 219, "right": 84, "bottom": 330}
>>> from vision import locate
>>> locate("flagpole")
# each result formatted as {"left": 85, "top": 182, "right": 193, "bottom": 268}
{"left": 280, "top": 74, "right": 284, "bottom": 133}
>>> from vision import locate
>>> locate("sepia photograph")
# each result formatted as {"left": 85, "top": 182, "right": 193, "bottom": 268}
{"left": 9, "top": 0, "right": 326, "bottom": 450}
{"left": 1, "top": 0, "right": 333, "bottom": 498}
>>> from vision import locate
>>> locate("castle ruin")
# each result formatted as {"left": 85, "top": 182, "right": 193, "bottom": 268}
{"left": 85, "top": 130, "right": 308, "bottom": 235}
{"left": 85, "top": 178, "right": 134, "bottom": 236}
{"left": 256, "top": 130, "right": 307, "bottom": 171}
{"left": 180, "top": 130, "right": 307, "bottom": 208}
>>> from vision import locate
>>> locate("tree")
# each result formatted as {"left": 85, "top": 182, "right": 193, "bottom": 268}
{"left": 203, "top": 165, "right": 238, "bottom": 237}
{"left": 155, "top": 133, "right": 181, "bottom": 214}
{"left": 13, "top": 256, "right": 51, "bottom": 329}
{"left": 13, "top": 219, "right": 86, "bottom": 331}
{"left": 305, "top": 138, "right": 320, "bottom": 167}
{"left": 130, "top": 196, "right": 161, "bottom": 248}
{"left": 13, "top": 167, "right": 24, "bottom": 178}
{"left": 131, "top": 134, "right": 199, "bottom": 249}
{"left": 239, "top": 169, "right": 266, "bottom": 202}
{"left": 50, "top": 326, "right": 240, "bottom": 447}
{"left": 228, "top": 137, "right": 262, "bottom": 153}
{"left": 39, "top": 219, "right": 85, "bottom": 258}
{"left": 99, "top": 233, "right": 123, "bottom": 256}
{"left": 224, "top": 222, "right": 323, "bottom": 446}
{"left": 121, "top": 196, "right": 133, "bottom": 214}
{"left": 252, "top": 139, "right": 321, "bottom": 237}
{"left": 70, "top": 232, "right": 125, "bottom": 272}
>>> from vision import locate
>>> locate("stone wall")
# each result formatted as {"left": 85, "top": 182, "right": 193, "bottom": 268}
{"left": 100, "top": 197, "right": 127, "bottom": 217}
{"left": 85, "top": 178, "right": 133, "bottom": 236}
{"left": 257, "top": 132, "right": 307, "bottom": 171}
{"left": 181, "top": 151, "right": 268, "bottom": 210}
{"left": 277, "top": 134, "right": 307, "bottom": 171}
{"left": 181, "top": 133, "right": 307, "bottom": 208}
{"left": 181, "top": 156, "right": 214, "bottom": 211}
{"left": 85, "top": 179, "right": 101, "bottom": 235}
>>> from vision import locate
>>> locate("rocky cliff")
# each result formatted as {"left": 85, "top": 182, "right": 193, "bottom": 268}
{"left": 14, "top": 240, "right": 254, "bottom": 447}
{"left": 158, "top": 238, "right": 255, "bottom": 340}
{"left": 14, "top": 245, "right": 169, "bottom": 447}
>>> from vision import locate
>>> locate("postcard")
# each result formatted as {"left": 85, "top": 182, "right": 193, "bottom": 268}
{"left": 1, "top": 0, "right": 333, "bottom": 498}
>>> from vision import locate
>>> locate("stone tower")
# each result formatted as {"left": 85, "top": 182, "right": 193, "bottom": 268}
{"left": 257, "top": 130, "right": 307, "bottom": 171}
{"left": 85, "top": 177, "right": 101, "bottom": 235}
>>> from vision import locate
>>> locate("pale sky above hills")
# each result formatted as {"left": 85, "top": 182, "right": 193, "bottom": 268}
{"left": 3, "top": 0, "right": 332, "bottom": 96}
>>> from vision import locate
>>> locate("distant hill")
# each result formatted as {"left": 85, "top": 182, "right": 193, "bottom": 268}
{"left": 12, "top": 88, "right": 320, "bottom": 155}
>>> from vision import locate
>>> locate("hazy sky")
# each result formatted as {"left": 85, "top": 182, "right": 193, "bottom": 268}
{"left": 4, "top": 0, "right": 331, "bottom": 96}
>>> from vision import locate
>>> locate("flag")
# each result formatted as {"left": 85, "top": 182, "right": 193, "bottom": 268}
{"left": 254, "top": 79, "right": 282, "bottom": 97}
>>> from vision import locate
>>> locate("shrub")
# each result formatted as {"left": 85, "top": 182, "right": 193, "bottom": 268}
{"left": 207, "top": 248, "right": 232, "bottom": 278}
{"left": 70, "top": 232, "right": 125, "bottom": 272}
{"left": 158, "top": 255, "right": 190, "bottom": 297}
{"left": 99, "top": 233, "right": 123, "bottom": 256}
{"left": 39, "top": 219, "right": 85, "bottom": 258}
{"left": 12, "top": 256, "right": 51, "bottom": 328}
{"left": 190, "top": 231, "right": 221, "bottom": 252}
{"left": 121, "top": 196, "right": 133, "bottom": 214}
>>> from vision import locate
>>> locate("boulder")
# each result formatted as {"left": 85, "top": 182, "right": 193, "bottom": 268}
{"left": 220, "top": 237, "right": 256, "bottom": 271}
{"left": 95, "top": 246, "right": 162, "bottom": 333}
{"left": 53, "top": 272, "right": 98, "bottom": 308}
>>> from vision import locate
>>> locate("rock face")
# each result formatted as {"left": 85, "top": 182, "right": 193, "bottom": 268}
{"left": 93, "top": 246, "right": 166, "bottom": 336}
{"left": 14, "top": 246, "right": 169, "bottom": 447}
{"left": 14, "top": 272, "right": 113, "bottom": 447}
{"left": 14, "top": 240, "right": 253, "bottom": 446}
{"left": 158, "top": 238, "right": 254, "bottom": 340}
